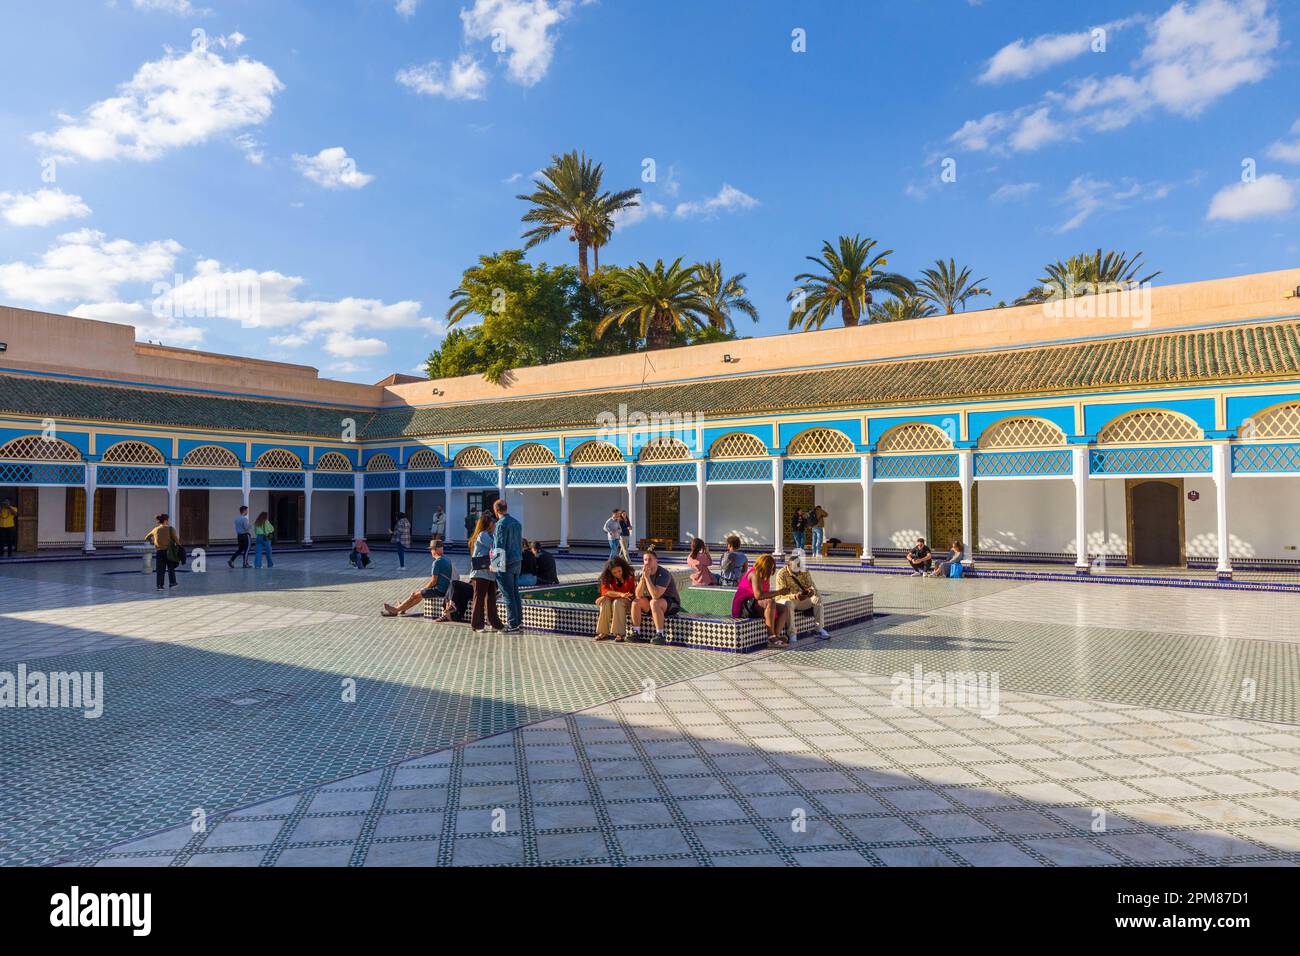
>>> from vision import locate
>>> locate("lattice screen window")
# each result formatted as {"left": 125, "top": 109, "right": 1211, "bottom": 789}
{"left": 366, "top": 452, "right": 398, "bottom": 472}
{"left": 709, "top": 432, "right": 769, "bottom": 459}
{"left": 315, "top": 451, "right": 352, "bottom": 472}
{"left": 638, "top": 438, "right": 691, "bottom": 462}
{"left": 254, "top": 448, "right": 303, "bottom": 470}
{"left": 0, "top": 436, "right": 81, "bottom": 461}
{"left": 786, "top": 427, "right": 855, "bottom": 457}
{"left": 508, "top": 444, "right": 558, "bottom": 466}
{"left": 405, "top": 449, "right": 440, "bottom": 470}
{"left": 101, "top": 441, "right": 166, "bottom": 465}
{"left": 1246, "top": 402, "right": 1300, "bottom": 440}
{"left": 876, "top": 423, "right": 953, "bottom": 454}
{"left": 182, "top": 445, "right": 240, "bottom": 468}
{"left": 453, "top": 446, "right": 496, "bottom": 468}
{"left": 978, "top": 417, "right": 1067, "bottom": 449}
{"left": 1097, "top": 410, "right": 1202, "bottom": 444}
{"left": 569, "top": 441, "right": 624, "bottom": 465}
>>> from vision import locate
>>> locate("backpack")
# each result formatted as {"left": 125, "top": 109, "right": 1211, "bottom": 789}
{"left": 947, "top": 562, "right": 965, "bottom": 579}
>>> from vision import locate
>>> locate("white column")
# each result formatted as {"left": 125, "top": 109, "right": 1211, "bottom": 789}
{"left": 302, "top": 471, "right": 314, "bottom": 546}
{"left": 958, "top": 449, "right": 973, "bottom": 566}
{"left": 558, "top": 463, "right": 570, "bottom": 551}
{"left": 167, "top": 464, "right": 179, "bottom": 522}
{"left": 240, "top": 467, "right": 251, "bottom": 509}
{"left": 771, "top": 457, "right": 784, "bottom": 558}
{"left": 625, "top": 463, "right": 638, "bottom": 555}
{"left": 82, "top": 462, "right": 97, "bottom": 553}
{"left": 860, "top": 454, "right": 874, "bottom": 565}
{"left": 497, "top": 464, "right": 506, "bottom": 502}
{"left": 695, "top": 459, "right": 707, "bottom": 544}
{"left": 1213, "top": 441, "right": 1232, "bottom": 579}
{"left": 354, "top": 471, "right": 366, "bottom": 539}
{"left": 443, "top": 467, "right": 453, "bottom": 543}
{"left": 398, "top": 467, "right": 407, "bottom": 505}
{"left": 1072, "top": 445, "right": 1089, "bottom": 573}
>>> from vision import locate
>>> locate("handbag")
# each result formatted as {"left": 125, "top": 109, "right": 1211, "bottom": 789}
{"left": 470, "top": 553, "right": 490, "bottom": 571}
{"left": 489, "top": 547, "right": 506, "bottom": 573}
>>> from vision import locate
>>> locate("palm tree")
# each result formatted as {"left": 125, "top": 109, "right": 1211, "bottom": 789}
{"left": 1014, "top": 249, "right": 1160, "bottom": 305}
{"left": 597, "top": 258, "right": 721, "bottom": 350}
{"left": 517, "top": 151, "right": 640, "bottom": 284}
{"left": 869, "top": 295, "right": 938, "bottom": 323}
{"left": 697, "top": 260, "right": 759, "bottom": 333}
{"left": 787, "top": 235, "right": 915, "bottom": 330}
{"left": 915, "top": 258, "right": 991, "bottom": 314}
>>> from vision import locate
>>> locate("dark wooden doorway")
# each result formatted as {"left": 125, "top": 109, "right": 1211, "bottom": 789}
{"left": 178, "top": 489, "right": 209, "bottom": 546}
{"left": 5, "top": 487, "right": 39, "bottom": 552}
{"left": 1127, "top": 478, "right": 1183, "bottom": 566}
{"left": 927, "top": 481, "right": 977, "bottom": 551}
{"left": 269, "top": 491, "right": 304, "bottom": 544}
{"left": 646, "top": 486, "right": 680, "bottom": 542}
{"left": 782, "top": 483, "right": 814, "bottom": 550}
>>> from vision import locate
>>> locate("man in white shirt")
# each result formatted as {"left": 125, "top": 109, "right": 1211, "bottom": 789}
{"left": 603, "top": 510, "right": 622, "bottom": 559}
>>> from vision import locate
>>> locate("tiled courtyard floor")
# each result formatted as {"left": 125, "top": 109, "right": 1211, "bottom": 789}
{"left": 1, "top": 552, "right": 1297, "bottom": 867}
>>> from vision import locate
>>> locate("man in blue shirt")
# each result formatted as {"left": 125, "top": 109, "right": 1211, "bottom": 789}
{"left": 492, "top": 498, "right": 524, "bottom": 632}
{"left": 381, "top": 540, "right": 455, "bottom": 616}
{"left": 227, "top": 505, "right": 252, "bottom": 568}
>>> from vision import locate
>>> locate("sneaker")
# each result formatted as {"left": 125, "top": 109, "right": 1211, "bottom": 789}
{"left": 503, "top": 625, "right": 523, "bottom": 634}
{"left": 910, "top": 570, "right": 921, "bottom": 576}
{"left": 156, "top": 586, "right": 164, "bottom": 591}
{"left": 650, "top": 632, "right": 667, "bottom": 645}
{"left": 814, "top": 628, "right": 831, "bottom": 640}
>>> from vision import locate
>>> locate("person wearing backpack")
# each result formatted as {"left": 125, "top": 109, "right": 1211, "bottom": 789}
{"left": 253, "top": 511, "right": 275, "bottom": 568}
{"left": 145, "top": 513, "right": 182, "bottom": 591}
{"left": 790, "top": 508, "right": 808, "bottom": 552}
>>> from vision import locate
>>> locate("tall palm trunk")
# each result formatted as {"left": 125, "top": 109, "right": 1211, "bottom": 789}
{"left": 841, "top": 299, "right": 859, "bottom": 327}
{"left": 646, "top": 310, "right": 672, "bottom": 351}
{"left": 577, "top": 239, "right": 590, "bottom": 284}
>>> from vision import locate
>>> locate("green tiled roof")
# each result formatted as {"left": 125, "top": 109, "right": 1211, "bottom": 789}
{"left": 4, "top": 320, "right": 1300, "bottom": 440}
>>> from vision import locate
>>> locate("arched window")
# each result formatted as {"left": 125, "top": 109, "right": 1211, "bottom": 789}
{"left": 101, "top": 440, "right": 165, "bottom": 465}
{"left": 181, "top": 445, "right": 240, "bottom": 468}
{"left": 254, "top": 448, "right": 303, "bottom": 470}
{"left": 786, "top": 427, "right": 855, "bottom": 457}
{"left": 405, "top": 449, "right": 441, "bottom": 469}
{"left": 1242, "top": 401, "right": 1300, "bottom": 440}
{"left": 507, "top": 443, "right": 558, "bottom": 466}
{"left": 875, "top": 423, "right": 953, "bottom": 454}
{"left": 568, "top": 440, "right": 624, "bottom": 465}
{"left": 315, "top": 451, "right": 353, "bottom": 472}
{"left": 452, "top": 446, "right": 495, "bottom": 468}
{"left": 366, "top": 452, "right": 398, "bottom": 472}
{"left": 1097, "top": 410, "right": 1202, "bottom": 444}
{"left": 708, "top": 432, "right": 769, "bottom": 459}
{"left": 977, "top": 417, "right": 1067, "bottom": 449}
{"left": 0, "top": 436, "right": 82, "bottom": 461}
{"left": 637, "top": 437, "right": 691, "bottom": 462}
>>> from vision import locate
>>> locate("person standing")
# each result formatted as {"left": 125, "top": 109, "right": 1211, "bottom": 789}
{"left": 467, "top": 513, "right": 504, "bottom": 633}
{"left": 228, "top": 505, "right": 251, "bottom": 568}
{"left": 464, "top": 510, "right": 477, "bottom": 541}
{"left": 145, "top": 513, "right": 181, "bottom": 591}
{"left": 430, "top": 504, "right": 446, "bottom": 542}
{"left": 790, "top": 508, "right": 807, "bottom": 552}
{"left": 492, "top": 499, "right": 524, "bottom": 633}
{"left": 618, "top": 509, "right": 632, "bottom": 560}
{"left": 0, "top": 498, "right": 17, "bottom": 559}
{"left": 253, "top": 511, "right": 275, "bottom": 568}
{"left": 809, "top": 504, "right": 828, "bottom": 558}
{"left": 603, "top": 509, "right": 622, "bottom": 560}
{"left": 391, "top": 511, "right": 412, "bottom": 570}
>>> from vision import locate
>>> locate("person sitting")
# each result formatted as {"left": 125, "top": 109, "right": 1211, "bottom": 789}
{"left": 594, "top": 555, "right": 635, "bottom": 642}
{"left": 718, "top": 535, "right": 749, "bottom": 587}
{"left": 687, "top": 537, "right": 715, "bottom": 586}
{"left": 349, "top": 537, "right": 371, "bottom": 568}
{"left": 907, "top": 537, "right": 933, "bottom": 576}
{"left": 731, "top": 553, "right": 791, "bottom": 646}
{"left": 530, "top": 540, "right": 559, "bottom": 586}
{"left": 773, "top": 549, "right": 830, "bottom": 640}
{"left": 518, "top": 539, "right": 539, "bottom": 587}
{"left": 930, "top": 540, "right": 966, "bottom": 578}
{"left": 630, "top": 548, "right": 681, "bottom": 645}
{"left": 382, "top": 539, "right": 455, "bottom": 617}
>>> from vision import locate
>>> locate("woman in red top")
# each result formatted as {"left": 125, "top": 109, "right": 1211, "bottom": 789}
{"left": 595, "top": 555, "right": 636, "bottom": 642}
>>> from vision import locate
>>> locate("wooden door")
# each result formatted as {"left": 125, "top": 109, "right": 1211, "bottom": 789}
{"left": 646, "top": 486, "right": 680, "bottom": 542}
{"left": 178, "top": 489, "right": 209, "bottom": 546}
{"left": 782, "top": 483, "right": 814, "bottom": 550}
{"left": 1127, "top": 478, "right": 1183, "bottom": 566}
{"left": 927, "top": 481, "right": 977, "bottom": 551}
{"left": 16, "top": 487, "right": 38, "bottom": 552}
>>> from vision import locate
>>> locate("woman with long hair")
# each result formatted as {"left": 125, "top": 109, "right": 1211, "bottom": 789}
{"left": 687, "top": 536, "right": 715, "bottom": 586}
{"left": 930, "top": 540, "right": 966, "bottom": 578}
{"left": 595, "top": 555, "right": 636, "bottom": 642}
{"left": 468, "top": 512, "right": 504, "bottom": 632}
{"left": 253, "top": 510, "right": 275, "bottom": 569}
{"left": 731, "top": 553, "right": 791, "bottom": 644}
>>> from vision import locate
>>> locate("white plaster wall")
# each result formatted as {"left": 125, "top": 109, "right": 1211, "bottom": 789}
{"left": 365, "top": 492, "right": 393, "bottom": 537}
{"left": 567, "top": 487, "right": 627, "bottom": 544}
{"left": 976, "top": 479, "right": 1075, "bottom": 553}
{"left": 312, "top": 492, "right": 351, "bottom": 540}
{"left": 812, "top": 483, "right": 862, "bottom": 547}
{"left": 505, "top": 487, "right": 561, "bottom": 544}
{"left": 1184, "top": 475, "right": 1300, "bottom": 561}
{"left": 707, "top": 485, "right": 774, "bottom": 548}
{"left": 872, "top": 482, "right": 927, "bottom": 550}
{"left": 37, "top": 486, "right": 80, "bottom": 545}
{"left": 207, "top": 490, "right": 245, "bottom": 542}
{"left": 407, "top": 489, "right": 446, "bottom": 538}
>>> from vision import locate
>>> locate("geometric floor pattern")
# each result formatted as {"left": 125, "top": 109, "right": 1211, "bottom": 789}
{"left": 0, "top": 553, "right": 1296, "bottom": 867}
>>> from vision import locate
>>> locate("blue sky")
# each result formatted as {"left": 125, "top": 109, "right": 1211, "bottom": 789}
{"left": 0, "top": 0, "right": 1297, "bottom": 383}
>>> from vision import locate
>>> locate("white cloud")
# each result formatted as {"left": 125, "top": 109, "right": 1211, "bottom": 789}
{"left": 1206, "top": 174, "right": 1296, "bottom": 221}
{"left": 32, "top": 42, "right": 281, "bottom": 162}
{"left": 0, "top": 188, "right": 92, "bottom": 227}
{"left": 70, "top": 300, "right": 204, "bottom": 347}
{"left": 612, "top": 196, "right": 667, "bottom": 229}
{"left": 395, "top": 0, "right": 419, "bottom": 17}
{"left": 979, "top": 30, "right": 1094, "bottom": 84}
{"left": 292, "top": 147, "right": 375, "bottom": 189}
{"left": 461, "top": 0, "right": 574, "bottom": 86}
{"left": 396, "top": 54, "right": 489, "bottom": 100}
{"left": 1052, "top": 175, "right": 1174, "bottom": 232}
{"left": 0, "top": 229, "right": 181, "bottom": 304}
{"left": 131, "top": 0, "right": 203, "bottom": 14}
{"left": 233, "top": 133, "right": 264, "bottom": 165}
{"left": 990, "top": 182, "right": 1040, "bottom": 203}
{"left": 951, "top": 0, "right": 1278, "bottom": 153}
{"left": 1267, "top": 119, "right": 1300, "bottom": 164}
{"left": 673, "top": 184, "right": 759, "bottom": 220}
